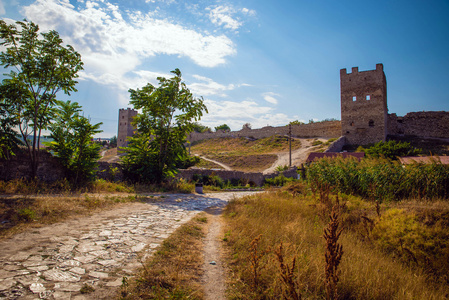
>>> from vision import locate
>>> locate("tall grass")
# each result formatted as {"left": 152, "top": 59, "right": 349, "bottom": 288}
{"left": 307, "top": 156, "right": 449, "bottom": 201}
{"left": 223, "top": 189, "right": 449, "bottom": 299}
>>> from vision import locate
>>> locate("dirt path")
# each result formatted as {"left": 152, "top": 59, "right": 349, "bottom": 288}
{"left": 0, "top": 192, "right": 257, "bottom": 299}
{"left": 263, "top": 138, "right": 327, "bottom": 174}
{"left": 199, "top": 156, "right": 232, "bottom": 170}
{"left": 202, "top": 207, "right": 226, "bottom": 300}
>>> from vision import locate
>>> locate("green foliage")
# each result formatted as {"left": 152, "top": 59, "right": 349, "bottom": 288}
{"left": 288, "top": 120, "right": 304, "bottom": 126}
{"left": 46, "top": 100, "right": 102, "bottom": 185}
{"left": 192, "top": 174, "right": 224, "bottom": 188}
{"left": 357, "top": 140, "right": 422, "bottom": 160}
{"left": 0, "top": 20, "right": 83, "bottom": 177}
{"left": 109, "top": 135, "right": 117, "bottom": 148}
{"left": 192, "top": 122, "right": 211, "bottom": 133}
{"left": 17, "top": 208, "right": 36, "bottom": 222}
{"left": 0, "top": 101, "right": 21, "bottom": 159}
{"left": 307, "top": 156, "right": 449, "bottom": 200}
{"left": 264, "top": 174, "right": 295, "bottom": 187}
{"left": 275, "top": 165, "right": 289, "bottom": 172}
{"left": 371, "top": 209, "right": 449, "bottom": 280}
{"left": 122, "top": 69, "right": 207, "bottom": 183}
{"left": 214, "top": 124, "right": 231, "bottom": 132}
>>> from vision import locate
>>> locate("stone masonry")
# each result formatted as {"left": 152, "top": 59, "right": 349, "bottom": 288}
{"left": 117, "top": 108, "right": 137, "bottom": 149}
{"left": 0, "top": 192, "right": 258, "bottom": 299}
{"left": 340, "top": 64, "right": 388, "bottom": 145}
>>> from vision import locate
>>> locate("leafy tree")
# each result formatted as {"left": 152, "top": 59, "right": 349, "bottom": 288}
{"left": 0, "top": 20, "right": 83, "bottom": 178}
{"left": 122, "top": 69, "right": 207, "bottom": 183}
{"left": 357, "top": 140, "right": 422, "bottom": 160}
{"left": 47, "top": 100, "right": 102, "bottom": 185}
{"left": 289, "top": 120, "right": 304, "bottom": 126}
{"left": 0, "top": 100, "right": 21, "bottom": 159}
{"left": 215, "top": 124, "right": 231, "bottom": 132}
{"left": 242, "top": 123, "right": 252, "bottom": 130}
{"left": 192, "top": 122, "right": 211, "bottom": 133}
{"left": 109, "top": 135, "right": 117, "bottom": 148}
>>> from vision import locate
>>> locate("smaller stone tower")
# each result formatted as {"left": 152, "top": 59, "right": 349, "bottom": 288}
{"left": 117, "top": 108, "right": 138, "bottom": 149}
{"left": 340, "top": 64, "right": 388, "bottom": 145}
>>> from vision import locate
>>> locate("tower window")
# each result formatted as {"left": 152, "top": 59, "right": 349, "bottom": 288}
{"left": 352, "top": 96, "right": 356, "bottom": 102}
{"left": 350, "top": 121, "right": 354, "bottom": 127}
{"left": 366, "top": 95, "right": 371, "bottom": 100}
{"left": 125, "top": 122, "right": 126, "bottom": 125}
{"left": 122, "top": 116, "right": 124, "bottom": 119}
{"left": 369, "top": 120, "right": 375, "bottom": 127}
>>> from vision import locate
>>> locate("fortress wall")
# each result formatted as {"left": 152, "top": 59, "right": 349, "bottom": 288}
{"left": 188, "top": 121, "right": 341, "bottom": 143}
{"left": 388, "top": 111, "right": 449, "bottom": 138}
{"left": 177, "top": 166, "right": 298, "bottom": 187}
{"left": 325, "top": 136, "right": 346, "bottom": 153}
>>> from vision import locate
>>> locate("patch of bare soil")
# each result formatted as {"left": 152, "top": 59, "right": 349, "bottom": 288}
{"left": 202, "top": 207, "right": 226, "bottom": 300}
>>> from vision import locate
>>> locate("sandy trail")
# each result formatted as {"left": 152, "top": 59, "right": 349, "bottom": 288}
{"left": 263, "top": 138, "right": 328, "bottom": 174}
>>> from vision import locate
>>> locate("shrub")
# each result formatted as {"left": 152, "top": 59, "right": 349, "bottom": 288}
{"left": 357, "top": 140, "right": 421, "bottom": 160}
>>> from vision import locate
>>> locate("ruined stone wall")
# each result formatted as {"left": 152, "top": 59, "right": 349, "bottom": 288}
{"left": 177, "top": 166, "right": 298, "bottom": 187}
{"left": 0, "top": 151, "right": 65, "bottom": 182}
{"left": 188, "top": 121, "right": 341, "bottom": 143}
{"left": 325, "top": 136, "right": 346, "bottom": 153}
{"left": 117, "top": 108, "right": 138, "bottom": 149}
{"left": 388, "top": 111, "right": 449, "bottom": 138}
{"left": 340, "top": 64, "right": 388, "bottom": 145}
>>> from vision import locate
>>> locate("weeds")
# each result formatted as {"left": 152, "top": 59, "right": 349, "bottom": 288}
{"left": 275, "top": 242, "right": 301, "bottom": 300}
{"left": 248, "top": 234, "right": 270, "bottom": 290}
{"left": 223, "top": 192, "right": 449, "bottom": 299}
{"left": 324, "top": 205, "right": 343, "bottom": 300}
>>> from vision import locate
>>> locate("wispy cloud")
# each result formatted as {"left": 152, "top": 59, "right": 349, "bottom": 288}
{"left": 21, "top": 0, "right": 236, "bottom": 90}
{"left": 188, "top": 75, "right": 253, "bottom": 97}
{"left": 208, "top": 5, "right": 242, "bottom": 31}
{"left": 262, "top": 92, "right": 280, "bottom": 105}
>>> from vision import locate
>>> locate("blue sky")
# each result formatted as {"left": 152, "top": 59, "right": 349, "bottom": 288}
{"left": 1, "top": 0, "right": 449, "bottom": 137}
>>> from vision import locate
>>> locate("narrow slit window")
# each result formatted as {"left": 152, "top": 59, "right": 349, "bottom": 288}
{"left": 352, "top": 96, "right": 356, "bottom": 102}
{"left": 369, "top": 120, "right": 375, "bottom": 127}
{"left": 366, "top": 95, "right": 371, "bottom": 100}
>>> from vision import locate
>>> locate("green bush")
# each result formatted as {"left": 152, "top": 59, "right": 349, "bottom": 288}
{"left": 357, "top": 140, "right": 421, "bottom": 160}
{"left": 264, "top": 174, "right": 295, "bottom": 187}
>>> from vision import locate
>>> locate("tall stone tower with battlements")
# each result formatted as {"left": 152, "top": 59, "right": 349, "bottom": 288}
{"left": 340, "top": 64, "right": 388, "bottom": 145}
{"left": 117, "top": 108, "right": 138, "bottom": 148}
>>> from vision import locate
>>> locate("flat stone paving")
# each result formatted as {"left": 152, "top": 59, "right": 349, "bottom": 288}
{"left": 0, "top": 192, "right": 257, "bottom": 299}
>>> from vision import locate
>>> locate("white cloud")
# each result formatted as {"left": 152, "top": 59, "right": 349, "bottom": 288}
{"left": 208, "top": 5, "right": 242, "bottom": 31}
{"left": 189, "top": 75, "right": 235, "bottom": 97}
{"left": 21, "top": 0, "right": 236, "bottom": 90}
{"left": 200, "top": 99, "right": 291, "bottom": 130}
{"left": 262, "top": 92, "right": 279, "bottom": 105}
{"left": 241, "top": 7, "right": 256, "bottom": 17}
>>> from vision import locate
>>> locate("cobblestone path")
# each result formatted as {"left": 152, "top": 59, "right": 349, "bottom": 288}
{"left": 0, "top": 192, "right": 257, "bottom": 299}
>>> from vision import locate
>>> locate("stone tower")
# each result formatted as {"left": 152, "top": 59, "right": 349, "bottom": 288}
{"left": 340, "top": 64, "right": 388, "bottom": 145}
{"left": 117, "top": 108, "right": 138, "bottom": 148}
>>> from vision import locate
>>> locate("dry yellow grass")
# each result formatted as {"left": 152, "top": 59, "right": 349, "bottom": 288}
{"left": 222, "top": 186, "right": 449, "bottom": 299}
{"left": 118, "top": 214, "right": 208, "bottom": 299}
